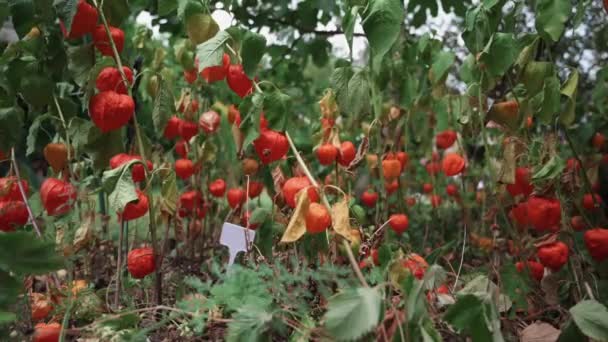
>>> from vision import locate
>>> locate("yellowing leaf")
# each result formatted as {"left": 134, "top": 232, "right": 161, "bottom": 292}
{"left": 73, "top": 214, "right": 94, "bottom": 252}
{"left": 331, "top": 197, "right": 353, "bottom": 242}
{"left": 280, "top": 190, "right": 310, "bottom": 243}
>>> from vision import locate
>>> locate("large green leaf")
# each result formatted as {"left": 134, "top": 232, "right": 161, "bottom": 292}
{"left": 535, "top": 0, "right": 570, "bottom": 43}
{"left": 0, "top": 270, "right": 20, "bottom": 308}
{"left": 429, "top": 50, "right": 455, "bottom": 84}
{"left": 102, "top": 0, "right": 130, "bottom": 26}
{"left": 152, "top": 76, "right": 176, "bottom": 137}
{"left": 444, "top": 294, "right": 504, "bottom": 342}
{"left": 196, "top": 30, "right": 231, "bottom": 72}
{"left": 324, "top": 286, "right": 383, "bottom": 341}
{"left": 241, "top": 31, "right": 266, "bottom": 78}
{"left": 262, "top": 90, "right": 290, "bottom": 131}
{"left": 330, "top": 66, "right": 353, "bottom": 111}
{"left": 9, "top": 0, "right": 35, "bottom": 38}
{"left": 0, "top": 106, "right": 25, "bottom": 151}
{"left": 101, "top": 160, "right": 140, "bottom": 214}
{"left": 479, "top": 33, "right": 519, "bottom": 77}
{"left": 362, "top": 0, "right": 403, "bottom": 68}
{"left": 67, "top": 43, "right": 95, "bottom": 87}
{"left": 533, "top": 75, "right": 560, "bottom": 124}
{"left": 346, "top": 69, "right": 370, "bottom": 117}
{"left": 569, "top": 300, "right": 608, "bottom": 341}
{"left": 26, "top": 113, "right": 54, "bottom": 156}
{"left": 560, "top": 68, "right": 579, "bottom": 126}
{"left": 0, "top": 232, "right": 63, "bottom": 275}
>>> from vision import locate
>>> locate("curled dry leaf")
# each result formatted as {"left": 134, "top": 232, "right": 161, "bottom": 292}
{"left": 280, "top": 189, "right": 310, "bottom": 243}
{"left": 232, "top": 124, "right": 244, "bottom": 153}
{"left": 73, "top": 214, "right": 94, "bottom": 252}
{"left": 331, "top": 197, "right": 353, "bottom": 242}
{"left": 520, "top": 322, "right": 560, "bottom": 342}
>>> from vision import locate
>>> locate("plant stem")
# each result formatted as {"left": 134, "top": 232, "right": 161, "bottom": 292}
{"left": 94, "top": 0, "right": 162, "bottom": 305}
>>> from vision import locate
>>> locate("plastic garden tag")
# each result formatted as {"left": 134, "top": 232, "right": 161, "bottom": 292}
{"left": 219, "top": 222, "right": 256, "bottom": 266}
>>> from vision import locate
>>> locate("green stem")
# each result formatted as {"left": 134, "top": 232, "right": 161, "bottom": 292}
{"left": 94, "top": 0, "right": 161, "bottom": 305}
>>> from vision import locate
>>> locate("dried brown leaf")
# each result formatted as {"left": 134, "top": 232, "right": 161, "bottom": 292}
{"left": 280, "top": 190, "right": 310, "bottom": 243}
{"left": 499, "top": 137, "right": 517, "bottom": 185}
{"left": 521, "top": 322, "right": 560, "bottom": 342}
{"left": 331, "top": 197, "right": 353, "bottom": 241}
{"left": 73, "top": 214, "right": 94, "bottom": 252}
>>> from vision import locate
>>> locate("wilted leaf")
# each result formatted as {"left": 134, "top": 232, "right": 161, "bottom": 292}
{"left": 280, "top": 190, "right": 310, "bottom": 243}
{"left": 73, "top": 214, "right": 94, "bottom": 252}
{"left": 331, "top": 197, "right": 353, "bottom": 241}
{"left": 324, "top": 286, "right": 383, "bottom": 341}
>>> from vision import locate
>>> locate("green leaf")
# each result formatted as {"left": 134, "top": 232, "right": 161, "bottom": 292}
{"left": 53, "top": 0, "right": 79, "bottom": 33}
{"left": 532, "top": 155, "right": 565, "bottom": 182}
{"left": 240, "top": 93, "right": 264, "bottom": 149}
{"left": 342, "top": 6, "right": 361, "bottom": 52}
{"left": 569, "top": 300, "right": 608, "bottom": 341}
{"left": 67, "top": 117, "right": 97, "bottom": 153}
{"left": 26, "top": 113, "right": 54, "bottom": 156}
{"left": 86, "top": 129, "right": 124, "bottom": 170}
{"left": 346, "top": 69, "right": 370, "bottom": 117}
{"left": 9, "top": 0, "right": 35, "bottom": 38}
{"left": 499, "top": 263, "right": 529, "bottom": 311}
{"left": 0, "top": 311, "right": 16, "bottom": 324}
{"left": 535, "top": 75, "right": 561, "bottom": 124}
{"left": 0, "top": 270, "right": 21, "bottom": 308}
{"left": 330, "top": 66, "right": 353, "bottom": 110}
{"left": 324, "top": 286, "right": 383, "bottom": 341}
{"left": 20, "top": 75, "right": 54, "bottom": 108}
{"left": 362, "top": 0, "right": 403, "bottom": 67}
{"left": 249, "top": 208, "right": 270, "bottom": 226}
{"left": 0, "top": 106, "right": 25, "bottom": 151}
{"left": 535, "top": 0, "right": 570, "bottom": 43}
{"left": 429, "top": 50, "right": 455, "bottom": 84}
{"left": 158, "top": 0, "right": 178, "bottom": 16}
{"left": 521, "top": 61, "right": 554, "bottom": 96}
{"left": 241, "top": 31, "right": 266, "bottom": 78}
{"left": 0, "top": 232, "right": 63, "bottom": 275}
{"left": 226, "top": 305, "right": 274, "bottom": 342}
{"left": 196, "top": 30, "right": 231, "bottom": 73}
{"left": 262, "top": 90, "right": 290, "bottom": 131}
{"left": 560, "top": 68, "right": 579, "bottom": 126}
{"left": 101, "top": 160, "right": 140, "bottom": 214}
{"left": 67, "top": 43, "right": 95, "bottom": 87}
{"left": 152, "top": 76, "right": 176, "bottom": 137}
{"left": 102, "top": 0, "right": 130, "bottom": 26}
{"left": 160, "top": 171, "right": 178, "bottom": 215}
{"left": 479, "top": 33, "right": 519, "bottom": 77}
{"left": 444, "top": 294, "right": 501, "bottom": 342}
